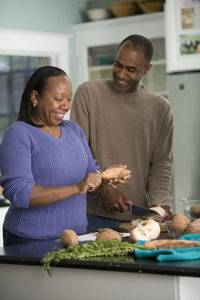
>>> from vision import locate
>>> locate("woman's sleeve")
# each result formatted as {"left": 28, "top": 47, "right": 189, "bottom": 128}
{"left": 0, "top": 126, "right": 34, "bottom": 208}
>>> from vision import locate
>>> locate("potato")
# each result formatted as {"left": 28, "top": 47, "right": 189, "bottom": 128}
{"left": 186, "top": 218, "right": 200, "bottom": 234}
{"left": 98, "top": 228, "right": 118, "bottom": 233}
{"left": 95, "top": 229, "right": 122, "bottom": 241}
{"left": 190, "top": 205, "right": 200, "bottom": 218}
{"left": 171, "top": 214, "right": 189, "bottom": 234}
{"left": 60, "top": 229, "right": 79, "bottom": 248}
{"left": 101, "top": 167, "right": 131, "bottom": 180}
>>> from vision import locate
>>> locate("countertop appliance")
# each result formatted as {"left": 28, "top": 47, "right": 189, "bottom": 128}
{"left": 165, "top": 0, "right": 200, "bottom": 214}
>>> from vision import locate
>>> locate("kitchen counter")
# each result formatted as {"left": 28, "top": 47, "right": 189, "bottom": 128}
{"left": 0, "top": 237, "right": 200, "bottom": 300}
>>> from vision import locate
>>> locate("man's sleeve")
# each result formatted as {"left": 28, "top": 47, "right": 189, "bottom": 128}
{"left": 70, "top": 85, "right": 90, "bottom": 143}
{"left": 148, "top": 104, "right": 173, "bottom": 205}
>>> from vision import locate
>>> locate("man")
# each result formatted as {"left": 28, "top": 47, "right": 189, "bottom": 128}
{"left": 70, "top": 34, "right": 173, "bottom": 232}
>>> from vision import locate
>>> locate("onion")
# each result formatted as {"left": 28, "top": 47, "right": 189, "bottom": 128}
{"left": 137, "top": 219, "right": 161, "bottom": 240}
{"left": 150, "top": 206, "right": 167, "bottom": 222}
{"left": 130, "top": 227, "right": 151, "bottom": 243}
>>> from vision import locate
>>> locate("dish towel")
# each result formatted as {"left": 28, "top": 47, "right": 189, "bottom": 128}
{"left": 133, "top": 233, "right": 200, "bottom": 262}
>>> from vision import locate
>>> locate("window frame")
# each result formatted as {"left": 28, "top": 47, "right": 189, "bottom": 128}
{"left": 0, "top": 29, "right": 72, "bottom": 121}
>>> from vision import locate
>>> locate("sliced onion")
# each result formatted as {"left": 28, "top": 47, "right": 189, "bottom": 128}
{"left": 137, "top": 219, "right": 161, "bottom": 240}
{"left": 150, "top": 207, "right": 167, "bottom": 222}
{"left": 130, "top": 227, "right": 151, "bottom": 243}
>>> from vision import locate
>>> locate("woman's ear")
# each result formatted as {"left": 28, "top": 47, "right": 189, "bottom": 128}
{"left": 31, "top": 90, "right": 39, "bottom": 107}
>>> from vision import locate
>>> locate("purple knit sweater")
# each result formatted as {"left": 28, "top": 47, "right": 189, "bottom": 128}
{"left": 0, "top": 121, "right": 99, "bottom": 239}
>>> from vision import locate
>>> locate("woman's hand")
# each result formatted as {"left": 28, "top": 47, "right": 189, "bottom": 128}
{"left": 103, "top": 164, "right": 131, "bottom": 189}
{"left": 76, "top": 173, "right": 102, "bottom": 194}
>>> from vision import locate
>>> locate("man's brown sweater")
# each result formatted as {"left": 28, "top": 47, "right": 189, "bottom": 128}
{"left": 70, "top": 79, "right": 173, "bottom": 220}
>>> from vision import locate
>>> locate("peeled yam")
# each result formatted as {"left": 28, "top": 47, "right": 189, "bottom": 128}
{"left": 101, "top": 167, "right": 131, "bottom": 180}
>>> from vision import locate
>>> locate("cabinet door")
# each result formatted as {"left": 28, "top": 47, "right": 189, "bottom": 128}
{"left": 87, "top": 38, "right": 168, "bottom": 98}
{"left": 141, "top": 38, "right": 168, "bottom": 98}
{"left": 88, "top": 44, "right": 117, "bottom": 80}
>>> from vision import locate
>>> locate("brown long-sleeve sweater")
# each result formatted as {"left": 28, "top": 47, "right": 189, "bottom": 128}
{"left": 70, "top": 79, "right": 173, "bottom": 220}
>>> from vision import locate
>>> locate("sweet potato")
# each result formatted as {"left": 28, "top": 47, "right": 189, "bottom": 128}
{"left": 171, "top": 214, "right": 189, "bottom": 234}
{"left": 60, "top": 229, "right": 79, "bottom": 248}
{"left": 186, "top": 218, "right": 200, "bottom": 234}
{"left": 98, "top": 228, "right": 118, "bottom": 233}
{"left": 95, "top": 229, "right": 122, "bottom": 241}
{"left": 101, "top": 167, "right": 131, "bottom": 180}
{"left": 144, "top": 239, "right": 200, "bottom": 249}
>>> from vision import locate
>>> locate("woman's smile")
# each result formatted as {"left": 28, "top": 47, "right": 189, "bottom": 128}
{"left": 54, "top": 112, "right": 65, "bottom": 120}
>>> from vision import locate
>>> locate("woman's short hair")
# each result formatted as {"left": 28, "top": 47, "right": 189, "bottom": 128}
{"left": 17, "top": 66, "right": 67, "bottom": 126}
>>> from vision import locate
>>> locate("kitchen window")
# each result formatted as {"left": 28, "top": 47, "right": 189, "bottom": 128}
{"left": 0, "top": 55, "right": 50, "bottom": 141}
{"left": 0, "top": 29, "right": 71, "bottom": 141}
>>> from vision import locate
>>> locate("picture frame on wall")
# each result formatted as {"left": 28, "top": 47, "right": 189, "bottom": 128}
{"left": 165, "top": 0, "right": 200, "bottom": 73}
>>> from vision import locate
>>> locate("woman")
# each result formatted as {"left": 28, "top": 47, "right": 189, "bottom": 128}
{"left": 0, "top": 66, "right": 131, "bottom": 246}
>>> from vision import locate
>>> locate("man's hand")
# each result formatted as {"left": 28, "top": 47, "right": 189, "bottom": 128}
{"left": 161, "top": 205, "right": 173, "bottom": 220}
{"left": 100, "top": 184, "right": 132, "bottom": 213}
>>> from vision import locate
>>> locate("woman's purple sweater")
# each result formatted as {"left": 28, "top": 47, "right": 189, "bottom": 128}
{"left": 0, "top": 121, "right": 99, "bottom": 239}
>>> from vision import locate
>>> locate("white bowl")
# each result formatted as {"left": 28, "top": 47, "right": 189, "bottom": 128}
{"left": 86, "top": 8, "right": 112, "bottom": 21}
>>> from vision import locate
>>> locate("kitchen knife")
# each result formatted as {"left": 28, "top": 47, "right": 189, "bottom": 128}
{"left": 128, "top": 204, "right": 162, "bottom": 220}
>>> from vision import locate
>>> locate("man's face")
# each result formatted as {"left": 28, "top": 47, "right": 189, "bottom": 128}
{"left": 112, "top": 42, "right": 152, "bottom": 93}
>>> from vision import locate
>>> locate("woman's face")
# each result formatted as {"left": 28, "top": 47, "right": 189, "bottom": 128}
{"left": 31, "top": 75, "right": 72, "bottom": 127}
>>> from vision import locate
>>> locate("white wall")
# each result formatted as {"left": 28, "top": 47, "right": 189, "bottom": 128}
{"left": 0, "top": 0, "right": 86, "bottom": 90}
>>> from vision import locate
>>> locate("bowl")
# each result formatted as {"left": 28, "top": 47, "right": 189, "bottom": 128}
{"left": 136, "top": 0, "right": 164, "bottom": 3}
{"left": 180, "top": 197, "right": 200, "bottom": 221}
{"left": 165, "top": 220, "right": 200, "bottom": 238}
{"left": 136, "top": 0, "right": 165, "bottom": 14}
{"left": 109, "top": 1, "right": 140, "bottom": 18}
{"left": 86, "top": 8, "right": 112, "bottom": 21}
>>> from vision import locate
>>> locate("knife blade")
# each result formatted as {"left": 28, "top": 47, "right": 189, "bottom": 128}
{"left": 128, "top": 204, "right": 162, "bottom": 220}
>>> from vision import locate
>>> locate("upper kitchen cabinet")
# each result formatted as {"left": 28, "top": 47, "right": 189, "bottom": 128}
{"left": 73, "top": 12, "right": 167, "bottom": 97}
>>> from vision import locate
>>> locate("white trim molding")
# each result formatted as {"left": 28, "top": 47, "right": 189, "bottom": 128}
{"left": 0, "top": 29, "right": 72, "bottom": 75}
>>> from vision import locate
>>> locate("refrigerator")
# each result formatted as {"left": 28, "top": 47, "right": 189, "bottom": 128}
{"left": 165, "top": 0, "right": 200, "bottom": 214}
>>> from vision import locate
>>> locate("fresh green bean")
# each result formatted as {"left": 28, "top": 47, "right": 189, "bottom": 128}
{"left": 41, "top": 240, "right": 155, "bottom": 276}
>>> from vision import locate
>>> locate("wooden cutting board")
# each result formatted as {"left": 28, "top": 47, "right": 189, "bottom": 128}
{"left": 119, "top": 222, "right": 167, "bottom": 233}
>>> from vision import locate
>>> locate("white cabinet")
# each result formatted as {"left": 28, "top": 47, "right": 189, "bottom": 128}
{"left": 73, "top": 12, "right": 168, "bottom": 97}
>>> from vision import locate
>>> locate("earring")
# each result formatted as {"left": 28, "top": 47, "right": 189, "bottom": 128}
{"left": 33, "top": 103, "right": 36, "bottom": 107}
